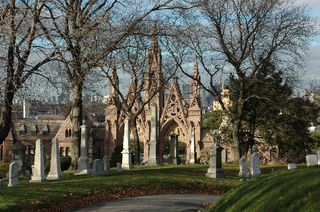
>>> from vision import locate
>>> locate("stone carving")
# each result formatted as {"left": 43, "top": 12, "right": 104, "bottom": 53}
{"left": 206, "top": 131, "right": 224, "bottom": 178}
{"left": 122, "top": 119, "right": 132, "bottom": 170}
{"left": 47, "top": 138, "right": 63, "bottom": 180}
{"left": 250, "top": 145, "right": 261, "bottom": 176}
{"left": 288, "top": 163, "right": 297, "bottom": 170}
{"left": 8, "top": 162, "right": 20, "bottom": 187}
{"left": 306, "top": 154, "right": 317, "bottom": 167}
{"left": 239, "top": 156, "right": 248, "bottom": 178}
{"left": 92, "top": 159, "right": 105, "bottom": 176}
{"left": 75, "top": 124, "right": 90, "bottom": 175}
{"left": 30, "top": 139, "right": 46, "bottom": 182}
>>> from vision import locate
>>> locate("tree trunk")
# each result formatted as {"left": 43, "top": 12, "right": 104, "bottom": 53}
{"left": 70, "top": 81, "right": 83, "bottom": 169}
{"left": 132, "top": 120, "right": 140, "bottom": 165}
{"left": 0, "top": 90, "right": 14, "bottom": 144}
{"left": 232, "top": 119, "right": 241, "bottom": 161}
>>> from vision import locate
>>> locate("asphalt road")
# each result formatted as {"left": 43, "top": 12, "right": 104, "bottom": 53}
{"left": 75, "top": 194, "right": 222, "bottom": 212}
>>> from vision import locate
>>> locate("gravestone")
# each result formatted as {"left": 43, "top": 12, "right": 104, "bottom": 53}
{"left": 169, "top": 133, "right": 180, "bottom": 165}
{"left": 239, "top": 156, "right": 248, "bottom": 178}
{"left": 288, "top": 163, "right": 297, "bottom": 170}
{"left": 206, "top": 131, "right": 224, "bottom": 178}
{"left": 75, "top": 124, "right": 90, "bottom": 175}
{"left": 47, "top": 138, "right": 63, "bottom": 180}
{"left": 250, "top": 145, "right": 261, "bottom": 176}
{"left": 103, "top": 155, "right": 110, "bottom": 174}
{"left": 189, "top": 127, "right": 196, "bottom": 164}
{"left": 92, "top": 159, "right": 105, "bottom": 176}
{"left": 117, "top": 163, "right": 123, "bottom": 172}
{"left": 148, "top": 104, "right": 158, "bottom": 165}
{"left": 8, "top": 162, "right": 19, "bottom": 187}
{"left": 317, "top": 148, "right": 320, "bottom": 165}
{"left": 306, "top": 154, "right": 317, "bottom": 167}
{"left": 30, "top": 139, "right": 46, "bottom": 182}
{"left": 122, "top": 119, "right": 132, "bottom": 170}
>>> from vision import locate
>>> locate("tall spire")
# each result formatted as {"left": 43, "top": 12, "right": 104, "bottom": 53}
{"left": 189, "top": 62, "right": 201, "bottom": 108}
{"left": 151, "top": 21, "right": 159, "bottom": 49}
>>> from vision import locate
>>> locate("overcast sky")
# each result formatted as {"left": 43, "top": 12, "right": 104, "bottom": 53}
{"left": 300, "top": 0, "right": 320, "bottom": 85}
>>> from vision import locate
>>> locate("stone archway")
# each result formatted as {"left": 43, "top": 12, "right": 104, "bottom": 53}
{"left": 160, "top": 118, "right": 188, "bottom": 163}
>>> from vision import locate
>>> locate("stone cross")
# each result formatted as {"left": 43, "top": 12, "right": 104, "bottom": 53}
{"left": 121, "top": 119, "right": 132, "bottom": 170}
{"left": 30, "top": 139, "right": 46, "bottom": 182}
{"left": 92, "top": 159, "right": 105, "bottom": 176}
{"left": 148, "top": 104, "right": 158, "bottom": 165}
{"left": 47, "top": 138, "right": 63, "bottom": 180}
{"left": 189, "top": 127, "right": 196, "bottom": 164}
{"left": 8, "top": 162, "right": 19, "bottom": 187}
{"left": 75, "top": 124, "right": 90, "bottom": 175}
{"left": 206, "top": 131, "right": 224, "bottom": 178}
{"left": 239, "top": 156, "right": 248, "bottom": 178}
{"left": 250, "top": 145, "right": 261, "bottom": 176}
{"left": 306, "top": 154, "right": 317, "bottom": 167}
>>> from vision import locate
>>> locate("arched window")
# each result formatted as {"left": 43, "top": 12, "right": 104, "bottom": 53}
{"left": 60, "top": 147, "right": 65, "bottom": 157}
{"left": 66, "top": 147, "right": 70, "bottom": 156}
{"left": 68, "top": 129, "right": 72, "bottom": 137}
{"left": 65, "top": 129, "right": 68, "bottom": 137}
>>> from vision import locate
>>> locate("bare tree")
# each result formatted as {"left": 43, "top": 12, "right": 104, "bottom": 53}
{"left": 166, "top": 0, "right": 316, "bottom": 160}
{"left": 0, "top": 0, "right": 56, "bottom": 144}
{"left": 41, "top": 0, "right": 183, "bottom": 168}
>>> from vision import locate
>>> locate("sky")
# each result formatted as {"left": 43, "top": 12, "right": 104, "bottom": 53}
{"left": 300, "top": 0, "right": 320, "bottom": 85}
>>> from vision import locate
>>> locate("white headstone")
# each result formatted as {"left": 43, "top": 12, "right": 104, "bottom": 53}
{"left": 288, "top": 163, "right": 297, "bottom": 170}
{"left": 75, "top": 125, "right": 90, "bottom": 175}
{"left": 148, "top": 104, "right": 158, "bottom": 165}
{"left": 8, "top": 162, "right": 20, "bottom": 187}
{"left": 250, "top": 145, "right": 261, "bottom": 176}
{"left": 92, "top": 159, "right": 105, "bottom": 176}
{"left": 47, "top": 138, "right": 63, "bottom": 180}
{"left": 239, "top": 156, "right": 248, "bottom": 178}
{"left": 30, "top": 139, "right": 46, "bottom": 182}
{"left": 306, "top": 154, "right": 317, "bottom": 167}
{"left": 117, "top": 162, "right": 123, "bottom": 172}
{"left": 122, "top": 119, "right": 132, "bottom": 170}
{"left": 189, "top": 127, "right": 196, "bottom": 164}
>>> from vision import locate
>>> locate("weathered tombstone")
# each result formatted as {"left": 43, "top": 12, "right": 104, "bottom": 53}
{"left": 121, "top": 119, "right": 132, "bottom": 170}
{"left": 189, "top": 127, "right": 196, "bottom": 164}
{"left": 8, "top": 162, "right": 19, "bottom": 187}
{"left": 75, "top": 124, "right": 90, "bottom": 175}
{"left": 148, "top": 104, "right": 158, "bottom": 165}
{"left": 117, "top": 162, "right": 123, "bottom": 172}
{"left": 103, "top": 155, "right": 110, "bottom": 174}
{"left": 239, "top": 156, "right": 248, "bottom": 178}
{"left": 206, "top": 131, "right": 224, "bottom": 178}
{"left": 47, "top": 138, "right": 63, "bottom": 180}
{"left": 250, "top": 145, "right": 261, "bottom": 176}
{"left": 169, "top": 133, "right": 180, "bottom": 165}
{"left": 30, "top": 139, "right": 46, "bottom": 182}
{"left": 306, "top": 154, "right": 317, "bottom": 167}
{"left": 288, "top": 163, "right": 297, "bottom": 170}
{"left": 92, "top": 159, "right": 105, "bottom": 176}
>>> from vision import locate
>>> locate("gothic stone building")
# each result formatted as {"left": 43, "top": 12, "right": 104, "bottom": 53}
{"left": 105, "top": 30, "right": 202, "bottom": 163}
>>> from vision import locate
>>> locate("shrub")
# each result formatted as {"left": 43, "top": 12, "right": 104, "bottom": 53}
{"left": 110, "top": 145, "right": 123, "bottom": 167}
{"left": 0, "top": 163, "right": 9, "bottom": 179}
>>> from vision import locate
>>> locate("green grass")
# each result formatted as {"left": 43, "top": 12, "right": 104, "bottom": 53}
{"left": 0, "top": 164, "right": 240, "bottom": 211}
{"left": 211, "top": 166, "right": 320, "bottom": 212}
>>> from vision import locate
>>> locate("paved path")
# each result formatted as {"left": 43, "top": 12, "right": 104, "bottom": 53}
{"left": 75, "top": 194, "right": 221, "bottom": 212}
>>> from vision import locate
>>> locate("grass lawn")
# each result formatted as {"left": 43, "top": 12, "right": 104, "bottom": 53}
{"left": 211, "top": 165, "right": 320, "bottom": 212}
{"left": 0, "top": 164, "right": 241, "bottom": 211}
